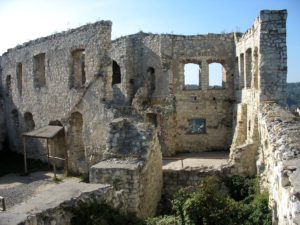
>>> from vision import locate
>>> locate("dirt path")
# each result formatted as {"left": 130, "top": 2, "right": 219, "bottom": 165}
{"left": 0, "top": 171, "right": 69, "bottom": 209}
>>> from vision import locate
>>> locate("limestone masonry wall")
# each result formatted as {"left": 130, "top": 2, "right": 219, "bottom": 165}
{"left": 258, "top": 103, "right": 300, "bottom": 225}
{"left": 0, "top": 21, "right": 113, "bottom": 173}
{"left": 0, "top": 9, "right": 296, "bottom": 224}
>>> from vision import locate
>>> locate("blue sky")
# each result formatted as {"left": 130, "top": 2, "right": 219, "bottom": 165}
{"left": 0, "top": 0, "right": 299, "bottom": 82}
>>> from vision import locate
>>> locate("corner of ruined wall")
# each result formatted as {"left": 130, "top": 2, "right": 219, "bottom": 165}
{"left": 258, "top": 102, "right": 300, "bottom": 224}
{"left": 0, "top": 20, "right": 114, "bottom": 170}
{"left": 230, "top": 10, "right": 288, "bottom": 176}
{"left": 259, "top": 10, "right": 287, "bottom": 105}
{"left": 89, "top": 121, "right": 162, "bottom": 218}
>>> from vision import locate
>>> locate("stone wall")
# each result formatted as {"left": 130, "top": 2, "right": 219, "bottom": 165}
{"left": 1, "top": 183, "right": 126, "bottom": 225}
{"left": 257, "top": 103, "right": 300, "bottom": 225}
{"left": 163, "top": 167, "right": 228, "bottom": 196}
{"left": 112, "top": 33, "right": 236, "bottom": 155}
{"left": 230, "top": 10, "right": 287, "bottom": 177}
{"left": 0, "top": 21, "right": 113, "bottom": 173}
{"left": 0, "top": 57, "right": 6, "bottom": 151}
{"left": 90, "top": 119, "right": 162, "bottom": 218}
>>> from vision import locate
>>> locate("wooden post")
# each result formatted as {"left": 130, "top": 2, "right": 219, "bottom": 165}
{"left": 63, "top": 129, "right": 68, "bottom": 175}
{"left": 52, "top": 139, "right": 57, "bottom": 180}
{"left": 47, "top": 139, "right": 50, "bottom": 169}
{"left": 23, "top": 136, "right": 28, "bottom": 175}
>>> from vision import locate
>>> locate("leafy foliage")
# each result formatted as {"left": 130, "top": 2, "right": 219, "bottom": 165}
{"left": 145, "top": 215, "right": 178, "bottom": 225}
{"left": 224, "top": 175, "right": 258, "bottom": 201}
{"left": 71, "top": 201, "right": 145, "bottom": 225}
{"left": 171, "top": 176, "right": 272, "bottom": 225}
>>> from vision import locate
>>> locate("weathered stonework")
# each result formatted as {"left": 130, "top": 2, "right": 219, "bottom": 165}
{"left": 0, "top": 9, "right": 298, "bottom": 224}
{"left": 90, "top": 119, "right": 162, "bottom": 218}
{"left": 0, "top": 182, "right": 126, "bottom": 225}
{"left": 257, "top": 103, "right": 300, "bottom": 225}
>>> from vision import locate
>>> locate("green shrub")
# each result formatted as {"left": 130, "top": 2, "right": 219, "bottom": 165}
{"left": 145, "top": 215, "right": 178, "bottom": 225}
{"left": 71, "top": 201, "right": 145, "bottom": 225}
{"left": 247, "top": 192, "right": 272, "bottom": 225}
{"left": 170, "top": 176, "right": 272, "bottom": 225}
{"left": 224, "top": 175, "right": 258, "bottom": 201}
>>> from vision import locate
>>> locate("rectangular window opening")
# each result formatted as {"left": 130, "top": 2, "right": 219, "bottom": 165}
{"left": 70, "top": 49, "right": 86, "bottom": 89}
{"left": 209, "top": 63, "right": 224, "bottom": 89}
{"left": 184, "top": 63, "right": 201, "bottom": 90}
{"left": 16, "top": 63, "right": 23, "bottom": 95}
{"left": 33, "top": 53, "right": 46, "bottom": 88}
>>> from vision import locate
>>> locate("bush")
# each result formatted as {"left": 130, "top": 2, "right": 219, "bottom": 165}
{"left": 71, "top": 201, "right": 145, "bottom": 225}
{"left": 224, "top": 175, "right": 258, "bottom": 201}
{"left": 145, "top": 215, "right": 178, "bottom": 225}
{"left": 171, "top": 176, "right": 272, "bottom": 225}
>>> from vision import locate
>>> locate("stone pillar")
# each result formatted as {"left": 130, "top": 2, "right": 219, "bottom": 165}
{"left": 201, "top": 60, "right": 208, "bottom": 90}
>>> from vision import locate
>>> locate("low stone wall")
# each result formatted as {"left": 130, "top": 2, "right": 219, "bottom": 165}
{"left": 0, "top": 182, "right": 126, "bottom": 225}
{"left": 23, "top": 186, "right": 123, "bottom": 225}
{"left": 258, "top": 103, "right": 300, "bottom": 225}
{"left": 163, "top": 167, "right": 229, "bottom": 196}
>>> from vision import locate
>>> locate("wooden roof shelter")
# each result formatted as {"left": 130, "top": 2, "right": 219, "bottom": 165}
{"left": 22, "top": 125, "right": 68, "bottom": 178}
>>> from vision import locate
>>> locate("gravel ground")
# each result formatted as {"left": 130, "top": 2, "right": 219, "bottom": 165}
{"left": 0, "top": 171, "right": 62, "bottom": 209}
{"left": 162, "top": 151, "right": 229, "bottom": 170}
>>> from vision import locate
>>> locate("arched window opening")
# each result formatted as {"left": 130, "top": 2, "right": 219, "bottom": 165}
{"left": 69, "top": 112, "right": 85, "bottom": 172}
{"left": 70, "top": 49, "right": 86, "bottom": 89}
{"left": 24, "top": 112, "right": 35, "bottom": 132}
{"left": 16, "top": 63, "right": 23, "bottom": 95}
{"left": 49, "top": 120, "right": 65, "bottom": 168}
{"left": 147, "top": 67, "right": 155, "bottom": 92}
{"left": 184, "top": 63, "right": 200, "bottom": 90}
{"left": 245, "top": 48, "right": 252, "bottom": 88}
{"left": 112, "top": 60, "right": 121, "bottom": 86}
{"left": 209, "top": 63, "right": 223, "bottom": 88}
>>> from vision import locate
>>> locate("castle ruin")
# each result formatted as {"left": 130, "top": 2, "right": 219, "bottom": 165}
{"left": 1, "top": 9, "right": 300, "bottom": 225}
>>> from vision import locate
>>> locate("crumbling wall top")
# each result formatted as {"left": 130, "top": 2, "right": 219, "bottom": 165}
{"left": 2, "top": 20, "right": 112, "bottom": 56}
